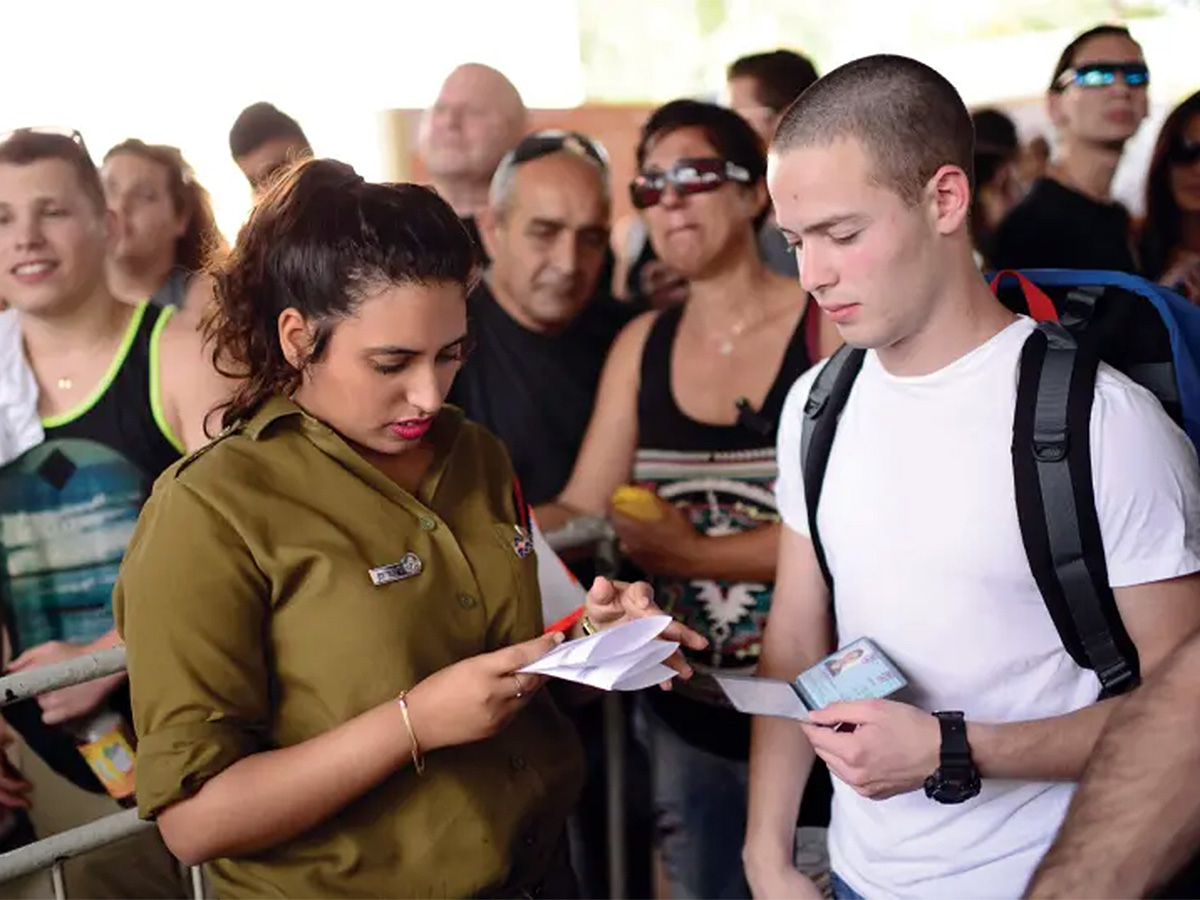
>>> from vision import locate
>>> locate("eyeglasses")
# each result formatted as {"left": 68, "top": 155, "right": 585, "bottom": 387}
{"left": 1054, "top": 62, "right": 1150, "bottom": 92}
{"left": 1169, "top": 137, "right": 1200, "bottom": 167}
{"left": 630, "top": 157, "right": 752, "bottom": 210}
{"left": 511, "top": 130, "right": 609, "bottom": 171}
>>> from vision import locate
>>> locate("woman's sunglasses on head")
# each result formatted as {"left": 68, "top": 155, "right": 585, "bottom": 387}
{"left": 630, "top": 158, "right": 752, "bottom": 210}
{"left": 1054, "top": 62, "right": 1150, "bottom": 92}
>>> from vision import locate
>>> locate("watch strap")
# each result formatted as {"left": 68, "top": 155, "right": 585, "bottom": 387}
{"left": 934, "top": 711, "right": 972, "bottom": 773}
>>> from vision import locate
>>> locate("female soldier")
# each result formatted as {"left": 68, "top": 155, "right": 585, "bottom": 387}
{"left": 114, "top": 158, "right": 700, "bottom": 899}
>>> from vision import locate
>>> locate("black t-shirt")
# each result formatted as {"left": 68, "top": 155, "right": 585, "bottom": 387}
{"left": 991, "top": 177, "right": 1138, "bottom": 273}
{"left": 448, "top": 282, "right": 634, "bottom": 505}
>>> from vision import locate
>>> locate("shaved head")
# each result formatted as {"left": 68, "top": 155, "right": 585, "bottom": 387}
{"left": 772, "top": 54, "right": 974, "bottom": 205}
{"left": 444, "top": 64, "right": 525, "bottom": 119}
{"left": 418, "top": 63, "right": 530, "bottom": 210}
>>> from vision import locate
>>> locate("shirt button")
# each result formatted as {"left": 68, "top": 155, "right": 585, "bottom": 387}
{"left": 458, "top": 593, "right": 477, "bottom": 609}
{"left": 510, "top": 755, "right": 527, "bottom": 771}
{"left": 524, "top": 832, "right": 537, "bottom": 847}
{"left": 418, "top": 516, "right": 437, "bottom": 532}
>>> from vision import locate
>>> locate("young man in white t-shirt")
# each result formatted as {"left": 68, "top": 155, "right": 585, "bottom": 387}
{"left": 742, "top": 54, "right": 1200, "bottom": 900}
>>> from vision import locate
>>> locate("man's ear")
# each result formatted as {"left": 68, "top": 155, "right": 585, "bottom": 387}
{"left": 479, "top": 205, "right": 503, "bottom": 263}
{"left": 277, "top": 308, "right": 313, "bottom": 370}
{"left": 927, "top": 164, "right": 971, "bottom": 236}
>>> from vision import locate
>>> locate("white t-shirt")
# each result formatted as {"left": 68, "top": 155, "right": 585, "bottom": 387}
{"left": 775, "top": 316, "right": 1200, "bottom": 899}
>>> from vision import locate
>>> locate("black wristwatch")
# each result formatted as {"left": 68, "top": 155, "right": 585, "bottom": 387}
{"left": 923, "top": 711, "right": 981, "bottom": 804}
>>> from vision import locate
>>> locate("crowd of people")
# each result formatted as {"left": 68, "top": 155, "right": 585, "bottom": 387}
{"left": 0, "top": 17, "right": 1197, "bottom": 900}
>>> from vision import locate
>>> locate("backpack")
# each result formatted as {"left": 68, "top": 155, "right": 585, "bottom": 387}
{"left": 800, "top": 269, "right": 1200, "bottom": 697}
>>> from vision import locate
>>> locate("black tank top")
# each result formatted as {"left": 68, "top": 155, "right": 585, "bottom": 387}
{"left": 634, "top": 301, "right": 812, "bottom": 758}
{"left": 0, "top": 302, "right": 181, "bottom": 792}
{"left": 41, "top": 302, "right": 182, "bottom": 481}
{"left": 637, "top": 303, "right": 813, "bottom": 450}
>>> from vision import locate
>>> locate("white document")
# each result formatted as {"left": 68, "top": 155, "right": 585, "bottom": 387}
{"left": 520, "top": 614, "right": 680, "bottom": 691}
{"left": 712, "top": 673, "right": 811, "bottom": 721}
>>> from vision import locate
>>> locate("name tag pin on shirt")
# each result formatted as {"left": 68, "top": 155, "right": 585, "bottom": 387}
{"left": 369, "top": 552, "right": 423, "bottom": 586}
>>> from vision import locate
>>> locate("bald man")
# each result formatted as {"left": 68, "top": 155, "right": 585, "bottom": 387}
{"left": 418, "top": 63, "right": 530, "bottom": 239}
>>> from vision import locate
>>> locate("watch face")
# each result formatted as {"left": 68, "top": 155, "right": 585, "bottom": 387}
{"left": 924, "top": 773, "right": 981, "bottom": 804}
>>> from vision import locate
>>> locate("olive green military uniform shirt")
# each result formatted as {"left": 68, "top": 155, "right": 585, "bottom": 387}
{"left": 114, "top": 396, "right": 586, "bottom": 899}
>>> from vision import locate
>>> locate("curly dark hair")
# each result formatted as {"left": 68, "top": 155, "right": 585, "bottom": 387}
{"left": 204, "top": 158, "right": 479, "bottom": 430}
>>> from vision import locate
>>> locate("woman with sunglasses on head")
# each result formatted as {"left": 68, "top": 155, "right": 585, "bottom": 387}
{"left": 538, "top": 99, "right": 840, "bottom": 900}
{"left": 113, "top": 157, "right": 700, "bottom": 899}
{"left": 1139, "top": 90, "right": 1200, "bottom": 303}
{"left": 101, "top": 140, "right": 224, "bottom": 319}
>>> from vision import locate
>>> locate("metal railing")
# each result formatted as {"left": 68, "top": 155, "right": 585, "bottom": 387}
{"left": 0, "top": 516, "right": 631, "bottom": 899}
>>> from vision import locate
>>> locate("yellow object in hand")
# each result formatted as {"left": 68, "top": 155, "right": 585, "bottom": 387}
{"left": 611, "top": 485, "right": 664, "bottom": 522}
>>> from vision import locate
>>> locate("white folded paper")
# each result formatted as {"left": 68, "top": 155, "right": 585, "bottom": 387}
{"left": 520, "top": 615, "right": 679, "bottom": 691}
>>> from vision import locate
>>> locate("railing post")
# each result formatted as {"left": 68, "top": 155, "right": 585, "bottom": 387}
{"left": 592, "top": 530, "right": 629, "bottom": 900}
{"left": 49, "top": 860, "right": 66, "bottom": 900}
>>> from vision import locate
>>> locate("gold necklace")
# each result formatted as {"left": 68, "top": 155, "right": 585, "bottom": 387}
{"left": 716, "top": 319, "right": 748, "bottom": 356}
{"left": 56, "top": 376, "right": 73, "bottom": 390}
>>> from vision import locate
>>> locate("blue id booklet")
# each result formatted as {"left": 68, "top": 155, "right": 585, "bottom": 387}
{"left": 712, "top": 638, "right": 907, "bottom": 721}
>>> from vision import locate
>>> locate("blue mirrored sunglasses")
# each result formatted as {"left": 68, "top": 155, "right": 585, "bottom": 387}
{"left": 1056, "top": 62, "right": 1150, "bottom": 91}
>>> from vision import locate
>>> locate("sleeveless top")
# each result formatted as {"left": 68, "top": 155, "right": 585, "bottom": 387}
{"left": 0, "top": 302, "right": 183, "bottom": 655}
{"left": 634, "top": 301, "right": 814, "bottom": 758}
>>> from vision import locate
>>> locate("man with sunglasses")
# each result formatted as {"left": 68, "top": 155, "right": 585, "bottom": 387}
{"left": 992, "top": 24, "right": 1149, "bottom": 273}
{"left": 449, "top": 129, "right": 630, "bottom": 507}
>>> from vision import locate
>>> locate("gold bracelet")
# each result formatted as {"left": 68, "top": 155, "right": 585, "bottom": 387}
{"left": 396, "top": 691, "right": 425, "bottom": 775}
{"left": 581, "top": 615, "right": 598, "bottom": 636}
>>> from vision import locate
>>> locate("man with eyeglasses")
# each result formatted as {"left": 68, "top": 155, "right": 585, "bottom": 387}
{"left": 992, "top": 24, "right": 1149, "bottom": 272}
{"left": 449, "top": 130, "right": 631, "bottom": 507}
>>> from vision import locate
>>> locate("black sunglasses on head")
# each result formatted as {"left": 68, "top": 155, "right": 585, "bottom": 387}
{"left": 510, "top": 130, "right": 609, "bottom": 170}
{"left": 630, "top": 157, "right": 752, "bottom": 210}
{"left": 1054, "top": 62, "right": 1150, "bottom": 92}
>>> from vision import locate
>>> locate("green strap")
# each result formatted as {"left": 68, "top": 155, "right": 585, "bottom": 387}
{"left": 149, "top": 306, "right": 186, "bottom": 454}
{"left": 42, "top": 302, "right": 148, "bottom": 429}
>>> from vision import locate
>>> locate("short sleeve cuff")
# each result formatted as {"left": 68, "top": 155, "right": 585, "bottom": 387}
{"left": 1108, "top": 551, "right": 1200, "bottom": 590}
{"left": 136, "top": 720, "right": 262, "bottom": 819}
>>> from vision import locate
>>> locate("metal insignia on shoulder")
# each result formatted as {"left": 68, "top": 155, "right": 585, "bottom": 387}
{"left": 513, "top": 527, "right": 534, "bottom": 559}
{"left": 369, "top": 552, "right": 424, "bottom": 586}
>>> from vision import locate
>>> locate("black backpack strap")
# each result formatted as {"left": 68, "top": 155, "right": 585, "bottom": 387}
{"left": 800, "top": 346, "right": 866, "bottom": 592}
{"left": 1012, "top": 322, "right": 1140, "bottom": 696}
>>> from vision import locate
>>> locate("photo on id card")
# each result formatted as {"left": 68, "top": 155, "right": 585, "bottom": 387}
{"left": 710, "top": 637, "right": 908, "bottom": 721}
